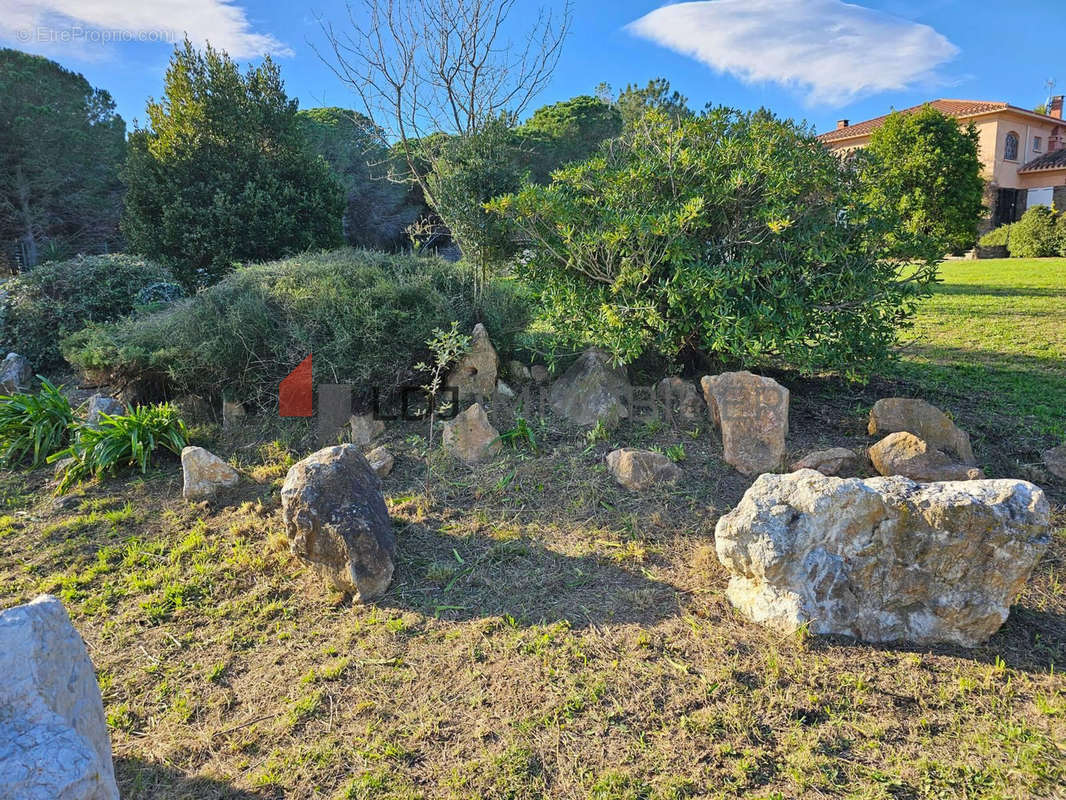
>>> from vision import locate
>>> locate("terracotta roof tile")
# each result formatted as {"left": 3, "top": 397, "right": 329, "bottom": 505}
{"left": 818, "top": 99, "right": 1028, "bottom": 143}
{"left": 1020, "top": 148, "right": 1066, "bottom": 173}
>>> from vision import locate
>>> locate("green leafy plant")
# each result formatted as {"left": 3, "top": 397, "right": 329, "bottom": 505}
{"left": 414, "top": 322, "right": 472, "bottom": 452}
{"left": 665, "top": 443, "right": 687, "bottom": 463}
{"left": 0, "top": 377, "right": 74, "bottom": 467}
{"left": 49, "top": 403, "right": 188, "bottom": 493}
{"left": 499, "top": 416, "right": 537, "bottom": 452}
{"left": 586, "top": 419, "right": 610, "bottom": 445}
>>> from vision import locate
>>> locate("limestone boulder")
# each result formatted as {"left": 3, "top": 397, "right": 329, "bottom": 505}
{"left": 508, "top": 360, "right": 532, "bottom": 383}
{"left": 790, "top": 447, "right": 862, "bottom": 477}
{"left": 446, "top": 323, "right": 498, "bottom": 400}
{"left": 868, "top": 398, "right": 975, "bottom": 464}
{"left": 1043, "top": 444, "right": 1066, "bottom": 481}
{"left": 442, "top": 403, "right": 501, "bottom": 465}
{"left": 85, "top": 395, "right": 124, "bottom": 429}
{"left": 530, "top": 364, "right": 550, "bottom": 384}
{"left": 350, "top": 413, "right": 385, "bottom": 447}
{"left": 281, "top": 445, "right": 395, "bottom": 601}
{"left": 870, "top": 432, "right": 984, "bottom": 482}
{"left": 701, "top": 372, "right": 789, "bottom": 476}
{"left": 0, "top": 352, "right": 32, "bottom": 394}
{"left": 549, "top": 348, "right": 631, "bottom": 427}
{"left": 606, "top": 448, "right": 681, "bottom": 491}
{"left": 366, "top": 446, "right": 394, "bottom": 477}
{"left": 0, "top": 595, "right": 119, "bottom": 800}
{"left": 181, "top": 446, "right": 240, "bottom": 500}
{"left": 655, "top": 377, "right": 706, "bottom": 425}
{"left": 714, "top": 470, "right": 1050, "bottom": 646}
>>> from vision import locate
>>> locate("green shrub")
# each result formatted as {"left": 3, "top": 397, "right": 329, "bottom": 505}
{"left": 490, "top": 108, "right": 939, "bottom": 378}
{"left": 978, "top": 224, "right": 1011, "bottom": 248}
{"left": 0, "top": 254, "right": 175, "bottom": 370}
{"left": 1006, "top": 205, "right": 1064, "bottom": 258}
{"left": 0, "top": 378, "right": 74, "bottom": 467}
{"left": 50, "top": 403, "right": 188, "bottom": 493}
{"left": 62, "top": 249, "right": 531, "bottom": 410}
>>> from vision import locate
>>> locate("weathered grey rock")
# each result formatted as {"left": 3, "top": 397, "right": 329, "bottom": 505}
{"left": 366, "top": 446, "right": 394, "bottom": 477}
{"left": 868, "top": 398, "right": 975, "bottom": 464}
{"left": 549, "top": 348, "right": 631, "bottom": 427}
{"left": 496, "top": 381, "right": 516, "bottom": 400}
{"left": 701, "top": 372, "right": 789, "bottom": 476}
{"left": 0, "top": 352, "right": 32, "bottom": 394}
{"left": 715, "top": 470, "right": 1050, "bottom": 646}
{"left": 0, "top": 595, "right": 119, "bottom": 800}
{"left": 1043, "top": 444, "right": 1066, "bottom": 481}
{"left": 656, "top": 377, "right": 706, "bottom": 425}
{"left": 790, "top": 447, "right": 862, "bottom": 477}
{"left": 870, "top": 432, "right": 984, "bottom": 482}
{"left": 508, "top": 360, "right": 532, "bottom": 383}
{"left": 181, "top": 446, "right": 240, "bottom": 500}
{"left": 281, "top": 445, "right": 395, "bottom": 600}
{"left": 84, "top": 395, "right": 124, "bottom": 429}
{"left": 222, "top": 400, "right": 245, "bottom": 429}
{"left": 447, "top": 323, "right": 498, "bottom": 400}
{"left": 606, "top": 448, "right": 681, "bottom": 491}
{"left": 530, "top": 364, "right": 550, "bottom": 384}
{"left": 442, "top": 403, "right": 501, "bottom": 465}
{"left": 350, "top": 413, "right": 385, "bottom": 447}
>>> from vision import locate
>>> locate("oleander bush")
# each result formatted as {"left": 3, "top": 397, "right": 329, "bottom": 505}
{"left": 979, "top": 206, "right": 1066, "bottom": 257}
{"left": 62, "top": 248, "right": 531, "bottom": 410}
{"left": 0, "top": 254, "right": 175, "bottom": 370}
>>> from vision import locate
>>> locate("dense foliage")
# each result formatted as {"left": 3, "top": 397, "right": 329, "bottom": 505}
{"left": 0, "top": 254, "right": 176, "bottom": 370}
{"left": 604, "top": 78, "right": 692, "bottom": 128}
{"left": 0, "top": 378, "right": 74, "bottom": 467}
{"left": 490, "top": 108, "right": 939, "bottom": 377}
{"left": 296, "top": 107, "right": 425, "bottom": 251}
{"left": 980, "top": 206, "right": 1066, "bottom": 257}
{"left": 858, "top": 105, "right": 984, "bottom": 255}
{"left": 518, "top": 96, "right": 623, "bottom": 181}
{"left": 121, "top": 41, "right": 344, "bottom": 288}
{"left": 0, "top": 49, "right": 126, "bottom": 267}
{"left": 51, "top": 403, "right": 188, "bottom": 493}
{"left": 62, "top": 249, "right": 530, "bottom": 410}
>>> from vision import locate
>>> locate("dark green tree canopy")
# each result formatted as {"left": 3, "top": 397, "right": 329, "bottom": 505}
{"left": 490, "top": 108, "right": 938, "bottom": 378}
{"left": 601, "top": 78, "right": 693, "bottom": 128}
{"left": 0, "top": 48, "right": 126, "bottom": 268}
{"left": 517, "top": 95, "right": 622, "bottom": 180}
{"left": 857, "top": 105, "right": 985, "bottom": 255}
{"left": 121, "top": 41, "right": 344, "bottom": 288}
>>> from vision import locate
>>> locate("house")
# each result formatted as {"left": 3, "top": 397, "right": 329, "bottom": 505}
{"left": 818, "top": 96, "right": 1066, "bottom": 229}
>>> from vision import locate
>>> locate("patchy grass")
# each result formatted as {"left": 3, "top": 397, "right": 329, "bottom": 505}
{"left": 889, "top": 258, "right": 1066, "bottom": 440}
{"left": 0, "top": 391, "right": 1063, "bottom": 800}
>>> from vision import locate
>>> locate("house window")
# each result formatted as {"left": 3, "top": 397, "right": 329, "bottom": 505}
{"left": 1034, "top": 136, "right": 1043, "bottom": 152}
{"left": 1004, "top": 132, "right": 1019, "bottom": 161}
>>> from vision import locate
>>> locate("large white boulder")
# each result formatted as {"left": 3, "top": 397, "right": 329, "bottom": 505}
{"left": 0, "top": 595, "right": 119, "bottom": 800}
{"left": 714, "top": 470, "right": 1050, "bottom": 647}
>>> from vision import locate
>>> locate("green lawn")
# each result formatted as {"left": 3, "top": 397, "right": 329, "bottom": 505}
{"left": 889, "top": 258, "right": 1066, "bottom": 441}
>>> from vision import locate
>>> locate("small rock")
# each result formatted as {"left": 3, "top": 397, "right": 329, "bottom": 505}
{"left": 496, "top": 381, "right": 516, "bottom": 400}
{"left": 0, "top": 595, "right": 120, "bottom": 800}
{"left": 509, "top": 360, "right": 532, "bottom": 383}
{"left": 606, "top": 448, "right": 681, "bottom": 490}
{"left": 701, "top": 372, "right": 789, "bottom": 476}
{"left": 549, "top": 348, "right": 631, "bottom": 427}
{"left": 868, "top": 398, "right": 975, "bottom": 464}
{"left": 350, "top": 412, "right": 385, "bottom": 447}
{"left": 869, "top": 432, "right": 984, "bottom": 482}
{"left": 655, "top": 377, "right": 705, "bottom": 425}
{"left": 85, "top": 394, "right": 124, "bottom": 428}
{"left": 530, "top": 365, "right": 550, "bottom": 384}
{"left": 442, "top": 403, "right": 502, "bottom": 465}
{"left": 714, "top": 470, "right": 1050, "bottom": 646}
{"left": 446, "top": 323, "right": 498, "bottom": 400}
{"left": 181, "top": 446, "right": 240, "bottom": 500}
{"left": 1043, "top": 444, "right": 1066, "bottom": 481}
{"left": 790, "top": 447, "right": 862, "bottom": 477}
{"left": 0, "top": 352, "right": 32, "bottom": 394}
{"left": 281, "top": 445, "right": 395, "bottom": 600}
{"left": 366, "top": 446, "right": 394, "bottom": 477}
{"left": 222, "top": 400, "right": 245, "bottom": 429}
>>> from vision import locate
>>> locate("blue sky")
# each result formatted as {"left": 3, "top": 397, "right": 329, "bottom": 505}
{"left": 2, "top": 0, "right": 1061, "bottom": 136}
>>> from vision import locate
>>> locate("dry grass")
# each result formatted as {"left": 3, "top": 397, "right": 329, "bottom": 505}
{"left": 0, "top": 397, "right": 1063, "bottom": 800}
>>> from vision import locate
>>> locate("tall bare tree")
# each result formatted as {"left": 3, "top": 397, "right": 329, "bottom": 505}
{"left": 316, "top": 0, "right": 572, "bottom": 215}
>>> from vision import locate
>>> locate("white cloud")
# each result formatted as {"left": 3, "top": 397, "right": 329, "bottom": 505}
{"left": 2, "top": 0, "right": 291, "bottom": 59}
{"left": 627, "top": 0, "right": 959, "bottom": 106}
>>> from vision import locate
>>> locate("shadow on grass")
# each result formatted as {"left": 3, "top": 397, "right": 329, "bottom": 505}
{"left": 116, "top": 758, "right": 278, "bottom": 800}
{"left": 377, "top": 520, "right": 681, "bottom": 629}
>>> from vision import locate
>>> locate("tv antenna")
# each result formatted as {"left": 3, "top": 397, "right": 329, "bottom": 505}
{"left": 1045, "top": 77, "right": 1057, "bottom": 106}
